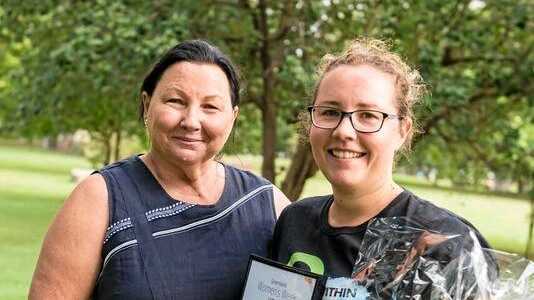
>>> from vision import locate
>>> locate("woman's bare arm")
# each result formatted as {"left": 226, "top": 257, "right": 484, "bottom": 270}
{"left": 29, "top": 174, "right": 108, "bottom": 299}
{"left": 272, "top": 185, "right": 291, "bottom": 218}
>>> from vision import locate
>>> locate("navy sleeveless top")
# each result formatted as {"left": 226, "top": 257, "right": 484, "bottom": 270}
{"left": 92, "top": 155, "right": 276, "bottom": 299}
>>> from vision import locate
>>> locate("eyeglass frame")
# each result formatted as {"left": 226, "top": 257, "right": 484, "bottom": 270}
{"left": 307, "top": 105, "right": 404, "bottom": 133}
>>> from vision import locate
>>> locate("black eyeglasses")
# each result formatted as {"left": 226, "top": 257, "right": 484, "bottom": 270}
{"left": 307, "top": 105, "right": 403, "bottom": 133}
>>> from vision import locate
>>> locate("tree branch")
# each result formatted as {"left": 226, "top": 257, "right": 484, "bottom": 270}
{"left": 434, "top": 121, "right": 497, "bottom": 172}
{"left": 270, "top": 1, "right": 294, "bottom": 42}
{"left": 418, "top": 87, "right": 496, "bottom": 142}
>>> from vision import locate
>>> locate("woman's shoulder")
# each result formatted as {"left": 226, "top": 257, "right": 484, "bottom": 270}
{"left": 222, "top": 164, "right": 291, "bottom": 216}
{"left": 96, "top": 155, "right": 139, "bottom": 174}
{"left": 401, "top": 190, "right": 491, "bottom": 247}
{"left": 293, "top": 194, "right": 331, "bottom": 207}
{"left": 67, "top": 174, "right": 109, "bottom": 223}
{"left": 274, "top": 196, "right": 330, "bottom": 239}
{"left": 402, "top": 191, "right": 468, "bottom": 224}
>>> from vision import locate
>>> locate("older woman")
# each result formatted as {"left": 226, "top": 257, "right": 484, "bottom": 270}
{"left": 271, "top": 39, "right": 491, "bottom": 293}
{"left": 30, "top": 40, "right": 289, "bottom": 299}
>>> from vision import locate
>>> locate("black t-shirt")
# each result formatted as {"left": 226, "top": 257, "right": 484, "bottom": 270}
{"left": 270, "top": 189, "right": 491, "bottom": 278}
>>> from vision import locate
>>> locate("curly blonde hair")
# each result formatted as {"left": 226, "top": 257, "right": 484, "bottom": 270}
{"left": 308, "top": 38, "right": 426, "bottom": 155}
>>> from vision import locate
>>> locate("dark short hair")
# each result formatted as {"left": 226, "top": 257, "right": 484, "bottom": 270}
{"left": 139, "top": 39, "right": 240, "bottom": 120}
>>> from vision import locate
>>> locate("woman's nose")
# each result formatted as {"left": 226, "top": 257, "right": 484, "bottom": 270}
{"left": 179, "top": 107, "right": 202, "bottom": 131}
{"left": 332, "top": 115, "right": 357, "bottom": 140}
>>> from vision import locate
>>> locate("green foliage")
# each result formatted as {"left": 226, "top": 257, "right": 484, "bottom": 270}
{"left": 397, "top": 0, "right": 533, "bottom": 192}
{"left": 2, "top": 1, "right": 193, "bottom": 162}
{"left": 1, "top": 0, "right": 532, "bottom": 190}
{"left": 223, "top": 104, "right": 263, "bottom": 155}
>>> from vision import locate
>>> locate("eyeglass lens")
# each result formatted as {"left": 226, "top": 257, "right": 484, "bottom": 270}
{"left": 311, "top": 107, "right": 384, "bottom": 132}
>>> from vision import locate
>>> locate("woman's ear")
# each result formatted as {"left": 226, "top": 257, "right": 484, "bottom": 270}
{"left": 397, "top": 117, "right": 412, "bottom": 150}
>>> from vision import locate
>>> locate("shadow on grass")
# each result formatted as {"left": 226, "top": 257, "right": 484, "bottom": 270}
{"left": 0, "top": 189, "right": 65, "bottom": 209}
{"left": 0, "top": 164, "right": 78, "bottom": 177}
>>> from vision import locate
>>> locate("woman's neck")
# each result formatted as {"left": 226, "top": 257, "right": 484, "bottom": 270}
{"left": 328, "top": 179, "right": 403, "bottom": 228}
{"left": 141, "top": 151, "right": 224, "bottom": 205}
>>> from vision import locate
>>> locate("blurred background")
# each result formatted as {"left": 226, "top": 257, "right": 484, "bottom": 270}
{"left": 0, "top": 1, "right": 532, "bottom": 299}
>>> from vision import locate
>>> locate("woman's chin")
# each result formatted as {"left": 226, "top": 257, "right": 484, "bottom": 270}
{"left": 166, "top": 150, "right": 203, "bottom": 165}
{"left": 326, "top": 171, "right": 367, "bottom": 191}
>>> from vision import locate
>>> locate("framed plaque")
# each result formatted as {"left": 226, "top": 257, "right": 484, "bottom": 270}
{"left": 241, "top": 254, "right": 325, "bottom": 300}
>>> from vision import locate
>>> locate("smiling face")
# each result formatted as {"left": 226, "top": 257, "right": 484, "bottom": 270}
{"left": 144, "top": 62, "right": 238, "bottom": 166}
{"left": 310, "top": 64, "right": 410, "bottom": 193}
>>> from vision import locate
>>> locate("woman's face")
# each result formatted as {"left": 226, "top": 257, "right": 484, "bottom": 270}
{"left": 310, "top": 64, "right": 410, "bottom": 192}
{"left": 144, "top": 62, "right": 238, "bottom": 166}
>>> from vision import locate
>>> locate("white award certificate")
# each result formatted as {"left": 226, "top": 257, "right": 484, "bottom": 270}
{"left": 241, "top": 255, "right": 325, "bottom": 300}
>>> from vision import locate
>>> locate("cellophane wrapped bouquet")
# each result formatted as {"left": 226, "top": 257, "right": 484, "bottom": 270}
{"left": 350, "top": 217, "right": 534, "bottom": 299}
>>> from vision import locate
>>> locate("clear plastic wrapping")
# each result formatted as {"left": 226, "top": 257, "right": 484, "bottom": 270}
{"left": 347, "top": 217, "right": 534, "bottom": 299}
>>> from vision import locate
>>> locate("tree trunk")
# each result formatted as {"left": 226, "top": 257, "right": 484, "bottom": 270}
{"left": 517, "top": 177, "right": 524, "bottom": 194}
{"left": 281, "top": 142, "right": 318, "bottom": 201}
{"left": 113, "top": 130, "right": 122, "bottom": 163}
{"left": 237, "top": 0, "right": 294, "bottom": 183}
{"left": 261, "top": 98, "right": 277, "bottom": 182}
{"left": 103, "top": 136, "right": 112, "bottom": 166}
{"left": 258, "top": 0, "right": 277, "bottom": 183}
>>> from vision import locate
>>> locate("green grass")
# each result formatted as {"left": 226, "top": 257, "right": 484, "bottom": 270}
{"left": 0, "top": 145, "right": 91, "bottom": 300}
{"left": 1, "top": 145, "right": 532, "bottom": 299}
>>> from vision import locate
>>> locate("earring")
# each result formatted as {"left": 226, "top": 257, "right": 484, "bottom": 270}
{"left": 144, "top": 118, "right": 151, "bottom": 148}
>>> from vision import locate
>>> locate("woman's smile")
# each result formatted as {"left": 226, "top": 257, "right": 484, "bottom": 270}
{"left": 172, "top": 136, "right": 203, "bottom": 143}
{"left": 328, "top": 149, "right": 367, "bottom": 159}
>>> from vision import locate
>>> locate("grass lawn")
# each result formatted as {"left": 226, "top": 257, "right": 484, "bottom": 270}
{"left": 0, "top": 145, "right": 91, "bottom": 300}
{"left": 1, "top": 145, "right": 531, "bottom": 299}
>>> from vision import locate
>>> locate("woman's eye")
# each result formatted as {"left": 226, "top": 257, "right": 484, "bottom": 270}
{"left": 167, "top": 98, "right": 184, "bottom": 105}
{"left": 204, "top": 104, "right": 221, "bottom": 111}
{"left": 321, "top": 109, "right": 340, "bottom": 117}
{"left": 361, "top": 112, "right": 379, "bottom": 119}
